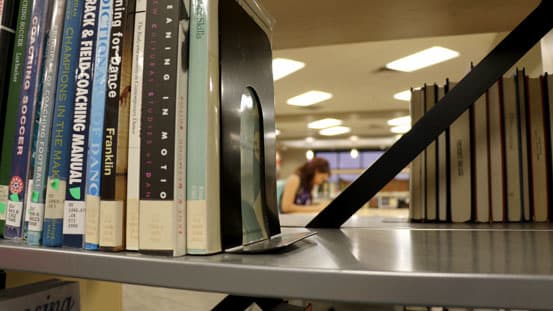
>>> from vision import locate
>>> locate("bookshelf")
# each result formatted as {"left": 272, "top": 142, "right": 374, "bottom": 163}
{"left": 2, "top": 1, "right": 553, "bottom": 310}
{"left": 2, "top": 225, "right": 553, "bottom": 309}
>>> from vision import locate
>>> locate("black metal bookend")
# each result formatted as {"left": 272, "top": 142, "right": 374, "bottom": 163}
{"left": 307, "top": 0, "right": 553, "bottom": 228}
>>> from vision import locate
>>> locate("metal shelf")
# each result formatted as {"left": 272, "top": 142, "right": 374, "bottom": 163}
{"left": 2, "top": 225, "right": 553, "bottom": 309}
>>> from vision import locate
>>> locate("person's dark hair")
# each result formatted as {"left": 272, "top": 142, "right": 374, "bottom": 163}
{"left": 295, "top": 157, "right": 331, "bottom": 195}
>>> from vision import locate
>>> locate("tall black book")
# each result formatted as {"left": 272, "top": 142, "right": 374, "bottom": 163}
{"left": 0, "top": 0, "right": 19, "bottom": 149}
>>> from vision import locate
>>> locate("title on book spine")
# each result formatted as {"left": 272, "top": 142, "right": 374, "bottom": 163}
{"left": 68, "top": 0, "right": 98, "bottom": 189}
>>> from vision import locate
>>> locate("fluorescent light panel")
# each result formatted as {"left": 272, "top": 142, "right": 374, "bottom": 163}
{"left": 308, "top": 118, "right": 343, "bottom": 129}
{"left": 273, "top": 58, "right": 305, "bottom": 80}
{"left": 386, "top": 46, "right": 460, "bottom": 72}
{"left": 319, "top": 126, "right": 351, "bottom": 136}
{"left": 390, "top": 125, "right": 411, "bottom": 134}
{"left": 393, "top": 90, "right": 412, "bottom": 102}
{"left": 387, "top": 116, "right": 411, "bottom": 126}
{"left": 287, "top": 91, "right": 333, "bottom": 107}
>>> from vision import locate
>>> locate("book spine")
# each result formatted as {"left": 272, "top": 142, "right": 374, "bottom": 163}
{"left": 449, "top": 82, "right": 472, "bottom": 223}
{"left": 0, "top": 0, "right": 28, "bottom": 237}
{"left": 472, "top": 94, "right": 490, "bottom": 223}
{"left": 126, "top": 0, "right": 146, "bottom": 251}
{"left": 424, "top": 84, "right": 437, "bottom": 221}
{"left": 515, "top": 69, "right": 530, "bottom": 222}
{"left": 187, "top": 0, "right": 221, "bottom": 254}
{"left": 502, "top": 76, "right": 522, "bottom": 222}
{"left": 99, "top": 0, "right": 135, "bottom": 251}
{"left": 27, "top": 0, "right": 67, "bottom": 246}
{"left": 84, "top": 0, "right": 113, "bottom": 250}
{"left": 42, "top": 0, "right": 84, "bottom": 247}
{"left": 527, "top": 77, "right": 548, "bottom": 221}
{"left": 4, "top": 0, "right": 52, "bottom": 239}
{"left": 546, "top": 74, "right": 553, "bottom": 220}
{"left": 0, "top": 0, "right": 18, "bottom": 147}
{"left": 436, "top": 86, "right": 449, "bottom": 222}
{"left": 63, "top": 0, "right": 99, "bottom": 248}
{"left": 488, "top": 80, "right": 506, "bottom": 222}
{"left": 409, "top": 89, "right": 424, "bottom": 221}
{"left": 138, "top": 0, "right": 187, "bottom": 256}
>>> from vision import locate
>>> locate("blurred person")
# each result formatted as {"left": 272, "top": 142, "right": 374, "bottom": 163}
{"left": 279, "top": 157, "right": 331, "bottom": 213}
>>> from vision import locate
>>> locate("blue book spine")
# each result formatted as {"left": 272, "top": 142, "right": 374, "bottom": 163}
{"left": 27, "top": 0, "right": 68, "bottom": 246}
{"left": 4, "top": 0, "right": 52, "bottom": 240}
{"left": 42, "top": 0, "right": 85, "bottom": 247}
{"left": 62, "top": 0, "right": 100, "bottom": 248}
{"left": 85, "top": 0, "right": 113, "bottom": 250}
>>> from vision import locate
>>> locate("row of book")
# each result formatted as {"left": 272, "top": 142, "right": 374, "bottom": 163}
{"left": 409, "top": 69, "right": 553, "bottom": 223}
{"left": 0, "top": 0, "right": 250, "bottom": 255}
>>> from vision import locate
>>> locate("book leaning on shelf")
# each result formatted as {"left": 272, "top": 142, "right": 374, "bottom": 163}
{"left": 0, "top": 0, "right": 29, "bottom": 237}
{"left": 138, "top": 0, "right": 189, "bottom": 256}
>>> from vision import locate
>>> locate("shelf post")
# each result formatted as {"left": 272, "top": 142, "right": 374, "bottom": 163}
{"left": 307, "top": 0, "right": 553, "bottom": 228}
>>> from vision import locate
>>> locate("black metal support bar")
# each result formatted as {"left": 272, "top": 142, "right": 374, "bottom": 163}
{"left": 307, "top": 0, "right": 553, "bottom": 228}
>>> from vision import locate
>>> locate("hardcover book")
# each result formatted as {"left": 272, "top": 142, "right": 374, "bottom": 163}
{"left": 27, "top": 0, "right": 67, "bottom": 246}
{"left": 527, "top": 76, "right": 548, "bottom": 221}
{"left": 63, "top": 0, "right": 100, "bottom": 248}
{"left": 99, "top": 0, "right": 136, "bottom": 251}
{"left": 502, "top": 75, "right": 523, "bottom": 222}
{"left": 4, "top": 0, "right": 53, "bottom": 239}
{"left": 84, "top": 0, "right": 114, "bottom": 250}
{"left": 0, "top": 0, "right": 29, "bottom": 237}
{"left": 139, "top": 0, "right": 188, "bottom": 256}
{"left": 424, "top": 84, "right": 437, "bottom": 221}
{"left": 514, "top": 69, "right": 530, "bottom": 222}
{"left": 471, "top": 94, "right": 490, "bottom": 222}
{"left": 409, "top": 88, "right": 424, "bottom": 221}
{"left": 126, "top": 0, "right": 146, "bottom": 251}
{"left": 488, "top": 80, "right": 506, "bottom": 222}
{"left": 448, "top": 81, "right": 472, "bottom": 223}
{"left": 42, "top": 0, "right": 85, "bottom": 247}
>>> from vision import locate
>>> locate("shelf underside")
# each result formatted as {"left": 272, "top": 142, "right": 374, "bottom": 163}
{"left": 2, "top": 224, "right": 553, "bottom": 308}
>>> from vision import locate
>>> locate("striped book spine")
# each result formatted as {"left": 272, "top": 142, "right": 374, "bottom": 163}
{"left": 4, "top": 0, "right": 52, "bottom": 239}
{"left": 84, "top": 0, "right": 113, "bottom": 250}
{"left": 42, "top": 0, "right": 84, "bottom": 246}
{"left": 63, "top": 0, "right": 100, "bottom": 248}
{"left": 27, "top": 0, "right": 67, "bottom": 246}
{"left": 0, "top": 0, "right": 29, "bottom": 237}
{"left": 138, "top": 0, "right": 187, "bottom": 256}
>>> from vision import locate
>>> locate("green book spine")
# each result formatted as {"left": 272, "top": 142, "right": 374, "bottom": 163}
{"left": 0, "top": 0, "right": 31, "bottom": 236}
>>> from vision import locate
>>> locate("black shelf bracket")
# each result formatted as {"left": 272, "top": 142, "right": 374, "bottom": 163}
{"left": 307, "top": 0, "right": 553, "bottom": 228}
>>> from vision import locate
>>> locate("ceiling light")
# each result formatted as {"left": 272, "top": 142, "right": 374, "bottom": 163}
{"left": 350, "top": 148, "right": 359, "bottom": 159}
{"left": 306, "top": 150, "right": 314, "bottom": 160}
{"left": 390, "top": 125, "right": 411, "bottom": 134}
{"left": 275, "top": 129, "right": 281, "bottom": 136}
{"left": 319, "top": 126, "right": 351, "bottom": 136}
{"left": 387, "top": 116, "right": 411, "bottom": 126}
{"left": 307, "top": 118, "right": 342, "bottom": 129}
{"left": 287, "top": 91, "right": 333, "bottom": 107}
{"left": 305, "top": 137, "right": 315, "bottom": 143}
{"left": 385, "top": 46, "right": 460, "bottom": 72}
{"left": 349, "top": 135, "right": 359, "bottom": 141}
{"left": 272, "top": 58, "right": 305, "bottom": 81}
{"left": 393, "top": 90, "right": 412, "bottom": 102}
